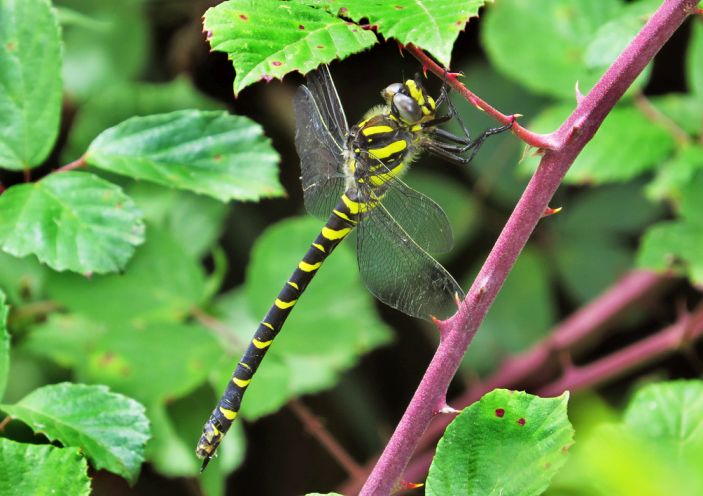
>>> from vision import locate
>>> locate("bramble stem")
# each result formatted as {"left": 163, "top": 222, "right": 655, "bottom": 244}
{"left": 406, "top": 44, "right": 556, "bottom": 150}
{"left": 55, "top": 155, "right": 87, "bottom": 173}
{"left": 360, "top": 2, "right": 697, "bottom": 494}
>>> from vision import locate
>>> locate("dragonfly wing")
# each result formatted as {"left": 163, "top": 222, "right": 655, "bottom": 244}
{"left": 376, "top": 175, "right": 454, "bottom": 254}
{"left": 356, "top": 200, "right": 464, "bottom": 320}
{"left": 293, "top": 66, "right": 348, "bottom": 218}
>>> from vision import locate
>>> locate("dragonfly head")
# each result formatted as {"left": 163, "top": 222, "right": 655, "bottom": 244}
{"left": 382, "top": 76, "right": 437, "bottom": 125}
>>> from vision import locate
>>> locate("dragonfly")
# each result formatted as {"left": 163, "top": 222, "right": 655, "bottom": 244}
{"left": 196, "top": 65, "right": 510, "bottom": 469}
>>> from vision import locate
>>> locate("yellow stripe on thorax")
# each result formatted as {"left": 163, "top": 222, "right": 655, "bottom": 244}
{"left": 368, "top": 139, "right": 407, "bottom": 159}
{"left": 406, "top": 79, "right": 424, "bottom": 105}
{"left": 362, "top": 125, "right": 394, "bottom": 136}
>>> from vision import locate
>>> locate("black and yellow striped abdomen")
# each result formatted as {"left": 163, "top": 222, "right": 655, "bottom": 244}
{"left": 196, "top": 193, "right": 365, "bottom": 464}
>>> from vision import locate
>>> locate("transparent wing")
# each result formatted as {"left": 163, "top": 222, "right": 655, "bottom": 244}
{"left": 356, "top": 198, "right": 464, "bottom": 320}
{"left": 376, "top": 174, "right": 454, "bottom": 254}
{"left": 293, "top": 66, "right": 349, "bottom": 218}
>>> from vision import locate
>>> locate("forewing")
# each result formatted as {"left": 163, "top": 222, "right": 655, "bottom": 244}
{"left": 356, "top": 201, "right": 463, "bottom": 320}
{"left": 293, "top": 66, "right": 348, "bottom": 218}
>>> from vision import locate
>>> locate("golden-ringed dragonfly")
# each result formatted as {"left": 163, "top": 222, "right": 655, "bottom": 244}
{"left": 197, "top": 65, "right": 510, "bottom": 469}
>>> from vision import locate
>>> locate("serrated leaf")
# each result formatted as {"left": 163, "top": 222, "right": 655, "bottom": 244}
{"left": 0, "top": 0, "right": 62, "bottom": 170}
{"left": 464, "top": 249, "right": 555, "bottom": 374}
{"left": 426, "top": 390, "right": 573, "bottom": 496}
{"left": 87, "top": 110, "right": 283, "bottom": 202}
{"left": 64, "top": 78, "right": 223, "bottom": 162}
{"left": 0, "top": 383, "right": 150, "bottom": 483}
{"left": 688, "top": 21, "right": 703, "bottom": 96}
{"left": 212, "top": 216, "right": 392, "bottom": 419}
{"left": 637, "top": 220, "right": 703, "bottom": 285}
{"left": 0, "top": 439, "right": 90, "bottom": 496}
{"left": 342, "top": 0, "right": 488, "bottom": 68}
{"left": 482, "top": 0, "right": 622, "bottom": 99}
{"left": 45, "top": 227, "right": 205, "bottom": 325}
{"left": 204, "top": 0, "right": 377, "bottom": 95}
{"left": 520, "top": 104, "right": 675, "bottom": 184}
{"left": 0, "top": 290, "right": 8, "bottom": 400}
{"left": 0, "top": 171, "right": 145, "bottom": 274}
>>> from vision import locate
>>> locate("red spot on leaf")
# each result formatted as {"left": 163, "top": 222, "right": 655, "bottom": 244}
{"left": 272, "top": 60, "right": 283, "bottom": 67}
{"left": 495, "top": 408, "right": 505, "bottom": 418}
{"left": 316, "top": 45, "right": 324, "bottom": 49}
{"left": 456, "top": 20, "right": 463, "bottom": 26}
{"left": 262, "top": 74, "right": 274, "bottom": 82}
{"left": 205, "top": 30, "right": 213, "bottom": 40}
{"left": 339, "top": 7, "right": 348, "bottom": 13}
{"left": 120, "top": 366, "right": 131, "bottom": 376}
{"left": 239, "top": 14, "right": 248, "bottom": 21}
{"left": 115, "top": 202, "right": 122, "bottom": 209}
{"left": 99, "top": 352, "right": 114, "bottom": 365}
{"left": 518, "top": 418, "right": 526, "bottom": 426}
{"left": 395, "top": 5, "right": 404, "bottom": 9}
{"left": 214, "top": 154, "right": 222, "bottom": 161}
{"left": 6, "top": 41, "right": 15, "bottom": 51}
{"left": 299, "top": 24, "right": 305, "bottom": 30}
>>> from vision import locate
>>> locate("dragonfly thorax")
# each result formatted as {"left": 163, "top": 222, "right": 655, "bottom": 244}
{"left": 346, "top": 112, "right": 418, "bottom": 191}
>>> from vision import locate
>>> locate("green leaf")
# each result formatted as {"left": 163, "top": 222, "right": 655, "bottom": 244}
{"left": 0, "top": 252, "right": 47, "bottom": 304}
{"left": 482, "top": 0, "right": 622, "bottom": 99}
{"left": 77, "top": 322, "right": 221, "bottom": 404}
{"left": 0, "top": 290, "right": 8, "bottom": 400}
{"left": 63, "top": 78, "right": 223, "bottom": 163}
{"left": 520, "top": 104, "right": 675, "bottom": 184}
{"left": 426, "top": 390, "right": 573, "bottom": 496}
{"left": 86, "top": 110, "right": 283, "bottom": 202}
{"left": 646, "top": 145, "right": 703, "bottom": 203}
{"left": 624, "top": 380, "right": 703, "bottom": 450}
{"left": 464, "top": 249, "right": 555, "bottom": 374}
{"left": 204, "top": 0, "right": 377, "bottom": 95}
{"left": 637, "top": 220, "right": 703, "bottom": 284}
{"left": 0, "top": 171, "right": 145, "bottom": 274}
{"left": 342, "top": 0, "right": 489, "bottom": 68}
{"left": 46, "top": 227, "right": 205, "bottom": 325}
{"left": 650, "top": 94, "right": 703, "bottom": 137}
{"left": 60, "top": 0, "right": 149, "bottom": 101}
{"left": 0, "top": 383, "right": 150, "bottom": 483}
{"left": 582, "top": 0, "right": 656, "bottom": 90}
{"left": 688, "top": 20, "right": 703, "bottom": 96}
{"left": 0, "top": 0, "right": 62, "bottom": 170}
{"left": 127, "top": 182, "right": 229, "bottom": 259}
{"left": 0, "top": 439, "right": 90, "bottom": 496}
{"left": 212, "top": 216, "right": 392, "bottom": 419}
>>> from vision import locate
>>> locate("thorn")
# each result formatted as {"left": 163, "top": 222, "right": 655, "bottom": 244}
{"left": 431, "top": 314, "right": 441, "bottom": 326}
{"left": 446, "top": 71, "right": 463, "bottom": 79}
{"left": 575, "top": 81, "right": 585, "bottom": 104}
{"left": 437, "top": 403, "right": 460, "bottom": 414}
{"left": 511, "top": 113, "right": 523, "bottom": 121}
{"left": 396, "top": 41, "right": 406, "bottom": 57}
{"left": 454, "top": 292, "right": 462, "bottom": 308}
{"left": 398, "top": 480, "right": 424, "bottom": 492}
{"left": 542, "top": 206, "right": 562, "bottom": 218}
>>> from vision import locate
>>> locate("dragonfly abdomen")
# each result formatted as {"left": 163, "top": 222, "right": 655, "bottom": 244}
{"left": 196, "top": 194, "right": 362, "bottom": 468}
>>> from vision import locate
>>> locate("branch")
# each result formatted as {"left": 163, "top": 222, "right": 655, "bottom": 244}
{"left": 340, "top": 270, "right": 671, "bottom": 494}
{"left": 360, "top": 2, "right": 697, "bottom": 494}
{"left": 406, "top": 44, "right": 557, "bottom": 150}
{"left": 54, "top": 154, "right": 87, "bottom": 173}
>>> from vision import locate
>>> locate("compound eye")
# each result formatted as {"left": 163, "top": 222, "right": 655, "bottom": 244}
{"left": 381, "top": 82, "right": 404, "bottom": 104}
{"left": 393, "top": 93, "right": 422, "bottom": 123}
